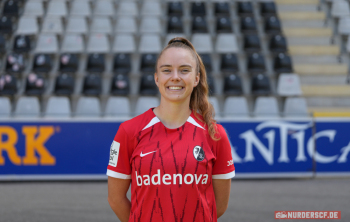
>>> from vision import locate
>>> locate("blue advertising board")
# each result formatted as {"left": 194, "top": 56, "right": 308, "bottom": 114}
{"left": 0, "top": 118, "right": 349, "bottom": 180}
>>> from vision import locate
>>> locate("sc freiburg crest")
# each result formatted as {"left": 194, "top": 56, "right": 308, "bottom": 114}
{"left": 193, "top": 145, "right": 205, "bottom": 161}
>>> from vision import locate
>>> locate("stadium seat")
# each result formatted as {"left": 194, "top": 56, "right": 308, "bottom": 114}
{"left": 244, "top": 34, "right": 261, "bottom": 53}
{"left": 192, "top": 16, "right": 208, "bottom": 33}
{"left": 209, "top": 96, "right": 221, "bottom": 117}
{"left": 87, "top": 34, "right": 109, "bottom": 53}
{"left": 168, "top": 2, "right": 183, "bottom": 16}
{"left": 0, "top": 74, "right": 17, "bottom": 95}
{"left": 140, "top": 17, "right": 162, "bottom": 34}
{"left": 111, "top": 74, "right": 130, "bottom": 95}
{"left": 83, "top": 74, "right": 102, "bottom": 96}
{"left": 55, "top": 73, "right": 75, "bottom": 96}
{"left": 94, "top": 0, "right": 114, "bottom": 16}
{"left": 0, "top": 16, "right": 13, "bottom": 34}
{"left": 168, "top": 16, "right": 184, "bottom": 33}
{"left": 41, "top": 17, "right": 63, "bottom": 34}
{"left": 47, "top": 1, "right": 67, "bottom": 17}
{"left": 199, "top": 54, "right": 212, "bottom": 72}
{"left": 141, "top": 53, "right": 158, "bottom": 72}
{"left": 274, "top": 53, "right": 293, "bottom": 74}
{"left": 260, "top": 2, "right": 277, "bottom": 17}
{"left": 223, "top": 74, "right": 243, "bottom": 96}
{"left": 214, "top": 2, "right": 230, "bottom": 16}
{"left": 216, "top": 16, "right": 232, "bottom": 33}
{"left": 16, "top": 17, "right": 38, "bottom": 35}
{"left": 45, "top": 96, "right": 71, "bottom": 117}
{"left": 221, "top": 53, "right": 239, "bottom": 72}
{"left": 191, "top": 2, "right": 206, "bottom": 16}
{"left": 35, "top": 34, "right": 58, "bottom": 53}
{"left": 139, "top": 34, "right": 162, "bottom": 53}
{"left": 70, "top": 0, "right": 91, "bottom": 17}
{"left": 237, "top": 2, "right": 253, "bottom": 16}
{"left": 331, "top": 0, "right": 350, "bottom": 18}
{"left": 66, "top": 17, "right": 88, "bottom": 34}
{"left": 113, "top": 53, "right": 131, "bottom": 74}
{"left": 25, "top": 73, "right": 46, "bottom": 95}
{"left": 223, "top": 96, "right": 249, "bottom": 117}
{"left": 23, "top": 0, "right": 44, "bottom": 17}
{"left": 61, "top": 34, "right": 84, "bottom": 53}
{"left": 59, "top": 53, "right": 79, "bottom": 73}
{"left": 0, "top": 97, "right": 11, "bottom": 117}
{"left": 347, "top": 35, "right": 350, "bottom": 53}
{"left": 87, "top": 54, "right": 105, "bottom": 73}
{"left": 251, "top": 73, "right": 271, "bottom": 95}
{"left": 338, "top": 16, "right": 350, "bottom": 37}
{"left": 192, "top": 34, "right": 213, "bottom": 53}
{"left": 269, "top": 34, "right": 287, "bottom": 53}
{"left": 215, "top": 34, "right": 238, "bottom": 53}
{"left": 113, "top": 34, "right": 136, "bottom": 53}
{"left": 0, "top": 34, "right": 6, "bottom": 53}
{"left": 33, "top": 54, "right": 53, "bottom": 73}
{"left": 2, "top": 0, "right": 20, "bottom": 17}
{"left": 277, "top": 73, "right": 302, "bottom": 96}
{"left": 264, "top": 15, "right": 282, "bottom": 34}
{"left": 114, "top": 17, "right": 137, "bottom": 34}
{"left": 247, "top": 53, "right": 266, "bottom": 73}
{"left": 141, "top": 2, "right": 162, "bottom": 16}
{"left": 91, "top": 17, "right": 112, "bottom": 34}
{"left": 135, "top": 96, "right": 159, "bottom": 115}
{"left": 284, "top": 97, "right": 309, "bottom": 117}
{"left": 117, "top": 2, "right": 138, "bottom": 16}
{"left": 240, "top": 16, "right": 257, "bottom": 34}
{"left": 6, "top": 53, "right": 25, "bottom": 74}
{"left": 105, "top": 96, "right": 130, "bottom": 117}
{"left": 13, "top": 35, "right": 31, "bottom": 53}
{"left": 75, "top": 97, "right": 101, "bottom": 117}
{"left": 140, "top": 73, "right": 158, "bottom": 96}
{"left": 254, "top": 96, "right": 279, "bottom": 117}
{"left": 14, "top": 96, "right": 40, "bottom": 117}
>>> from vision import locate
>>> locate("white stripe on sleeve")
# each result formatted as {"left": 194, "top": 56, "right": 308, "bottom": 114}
{"left": 212, "top": 170, "right": 235, "bottom": 179}
{"left": 106, "top": 169, "right": 131, "bottom": 179}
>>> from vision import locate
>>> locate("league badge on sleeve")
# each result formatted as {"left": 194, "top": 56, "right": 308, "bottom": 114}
{"left": 109, "top": 141, "right": 120, "bottom": 167}
{"left": 193, "top": 145, "right": 205, "bottom": 161}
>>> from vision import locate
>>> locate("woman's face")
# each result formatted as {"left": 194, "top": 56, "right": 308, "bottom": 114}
{"left": 155, "top": 47, "right": 200, "bottom": 104}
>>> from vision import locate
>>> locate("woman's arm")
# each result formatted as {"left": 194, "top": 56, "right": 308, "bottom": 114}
{"left": 108, "top": 177, "right": 131, "bottom": 222}
{"left": 212, "top": 179, "right": 231, "bottom": 218}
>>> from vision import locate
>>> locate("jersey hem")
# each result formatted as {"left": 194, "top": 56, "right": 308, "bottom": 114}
{"left": 212, "top": 170, "right": 235, "bottom": 179}
{"left": 106, "top": 169, "right": 131, "bottom": 179}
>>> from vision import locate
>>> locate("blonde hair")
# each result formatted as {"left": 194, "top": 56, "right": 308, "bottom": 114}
{"left": 155, "top": 37, "right": 220, "bottom": 141}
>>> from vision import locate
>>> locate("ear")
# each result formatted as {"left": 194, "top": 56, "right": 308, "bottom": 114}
{"left": 154, "top": 72, "right": 159, "bottom": 87}
{"left": 194, "top": 72, "right": 200, "bottom": 87}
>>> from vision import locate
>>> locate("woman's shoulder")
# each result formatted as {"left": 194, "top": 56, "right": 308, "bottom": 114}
{"left": 120, "top": 108, "right": 156, "bottom": 134}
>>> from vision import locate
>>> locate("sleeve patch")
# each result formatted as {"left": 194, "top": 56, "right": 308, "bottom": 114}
{"left": 109, "top": 141, "right": 120, "bottom": 167}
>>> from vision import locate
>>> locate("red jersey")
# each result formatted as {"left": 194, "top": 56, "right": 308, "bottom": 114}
{"left": 107, "top": 108, "right": 235, "bottom": 222}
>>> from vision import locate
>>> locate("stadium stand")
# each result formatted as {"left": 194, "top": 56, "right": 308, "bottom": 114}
{"left": 0, "top": 0, "right": 349, "bottom": 118}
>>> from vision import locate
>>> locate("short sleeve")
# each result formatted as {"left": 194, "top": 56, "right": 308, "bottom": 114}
{"left": 212, "top": 124, "right": 235, "bottom": 179}
{"left": 106, "top": 124, "right": 132, "bottom": 179}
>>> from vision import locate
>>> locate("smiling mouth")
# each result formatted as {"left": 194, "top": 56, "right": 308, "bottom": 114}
{"left": 167, "top": 86, "right": 184, "bottom": 90}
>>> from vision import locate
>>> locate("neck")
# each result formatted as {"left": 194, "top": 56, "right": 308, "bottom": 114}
{"left": 153, "top": 97, "right": 191, "bottom": 129}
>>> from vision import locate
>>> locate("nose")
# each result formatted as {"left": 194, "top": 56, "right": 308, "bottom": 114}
{"left": 171, "top": 69, "right": 181, "bottom": 81}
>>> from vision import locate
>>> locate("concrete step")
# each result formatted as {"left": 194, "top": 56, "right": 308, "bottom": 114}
{"left": 302, "top": 85, "right": 350, "bottom": 96}
{"left": 306, "top": 97, "right": 350, "bottom": 107}
{"left": 287, "top": 36, "right": 331, "bottom": 45}
{"left": 292, "top": 55, "right": 342, "bottom": 64}
{"left": 278, "top": 12, "right": 325, "bottom": 20}
{"left": 308, "top": 107, "right": 350, "bottom": 117}
{"left": 277, "top": 4, "right": 318, "bottom": 12}
{"left": 275, "top": 0, "right": 319, "bottom": 5}
{"left": 294, "top": 64, "right": 348, "bottom": 75}
{"left": 281, "top": 20, "right": 326, "bottom": 28}
{"left": 299, "top": 75, "right": 347, "bottom": 85}
{"left": 289, "top": 45, "right": 339, "bottom": 56}
{"left": 283, "top": 28, "right": 332, "bottom": 37}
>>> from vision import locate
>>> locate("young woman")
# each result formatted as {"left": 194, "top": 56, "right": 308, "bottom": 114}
{"left": 107, "top": 37, "right": 235, "bottom": 222}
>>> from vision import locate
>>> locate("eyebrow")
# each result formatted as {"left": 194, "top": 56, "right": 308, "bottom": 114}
{"left": 159, "top": 64, "right": 193, "bottom": 68}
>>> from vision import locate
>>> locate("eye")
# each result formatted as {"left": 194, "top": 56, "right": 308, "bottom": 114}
{"left": 162, "top": 69, "right": 170, "bottom": 73}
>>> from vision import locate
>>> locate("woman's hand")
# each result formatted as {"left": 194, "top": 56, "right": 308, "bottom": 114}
{"left": 108, "top": 177, "right": 131, "bottom": 222}
{"left": 213, "top": 179, "right": 231, "bottom": 218}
